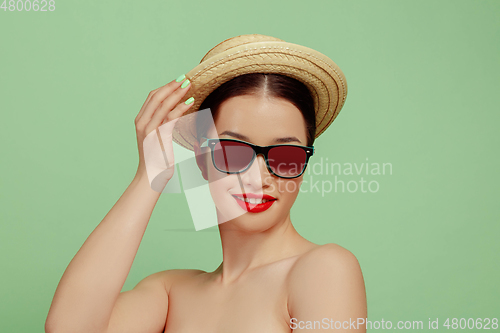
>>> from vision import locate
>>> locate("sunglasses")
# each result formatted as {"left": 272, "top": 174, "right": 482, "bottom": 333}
{"left": 199, "top": 136, "right": 314, "bottom": 179}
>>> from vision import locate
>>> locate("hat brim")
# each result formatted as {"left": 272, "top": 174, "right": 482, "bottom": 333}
{"left": 172, "top": 40, "right": 347, "bottom": 151}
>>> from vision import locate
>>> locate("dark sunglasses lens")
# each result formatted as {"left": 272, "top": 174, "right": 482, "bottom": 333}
{"left": 268, "top": 146, "right": 307, "bottom": 177}
{"left": 213, "top": 141, "right": 255, "bottom": 173}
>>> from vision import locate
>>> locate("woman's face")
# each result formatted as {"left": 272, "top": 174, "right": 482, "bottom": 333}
{"left": 195, "top": 93, "right": 309, "bottom": 232}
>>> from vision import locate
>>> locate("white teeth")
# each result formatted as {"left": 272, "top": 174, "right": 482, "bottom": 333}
{"left": 234, "top": 196, "right": 269, "bottom": 204}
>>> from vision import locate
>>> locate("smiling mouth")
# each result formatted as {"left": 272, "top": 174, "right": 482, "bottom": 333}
{"left": 231, "top": 194, "right": 277, "bottom": 213}
{"left": 231, "top": 195, "right": 274, "bottom": 204}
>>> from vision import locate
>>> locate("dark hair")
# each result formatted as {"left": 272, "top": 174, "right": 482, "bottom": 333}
{"left": 195, "top": 73, "right": 316, "bottom": 147}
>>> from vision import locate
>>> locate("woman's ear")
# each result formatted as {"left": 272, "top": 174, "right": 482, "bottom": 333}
{"left": 193, "top": 141, "right": 208, "bottom": 181}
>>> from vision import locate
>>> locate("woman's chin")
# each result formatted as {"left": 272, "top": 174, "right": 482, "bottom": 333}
{"left": 214, "top": 202, "right": 245, "bottom": 224}
{"left": 216, "top": 209, "right": 279, "bottom": 233}
{"left": 212, "top": 193, "right": 284, "bottom": 232}
{"left": 212, "top": 193, "right": 258, "bottom": 223}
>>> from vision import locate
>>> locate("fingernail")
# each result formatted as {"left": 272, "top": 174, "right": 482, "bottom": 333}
{"left": 181, "top": 79, "right": 190, "bottom": 89}
{"left": 185, "top": 97, "right": 195, "bottom": 105}
{"left": 175, "top": 74, "right": 186, "bottom": 82}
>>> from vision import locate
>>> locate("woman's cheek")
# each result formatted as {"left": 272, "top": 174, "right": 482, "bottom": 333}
{"left": 264, "top": 176, "right": 276, "bottom": 193}
{"left": 208, "top": 171, "right": 230, "bottom": 202}
{"left": 276, "top": 178, "right": 302, "bottom": 196}
{"left": 208, "top": 172, "right": 247, "bottom": 223}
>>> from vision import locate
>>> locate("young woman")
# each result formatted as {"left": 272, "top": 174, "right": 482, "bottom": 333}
{"left": 46, "top": 35, "right": 367, "bottom": 333}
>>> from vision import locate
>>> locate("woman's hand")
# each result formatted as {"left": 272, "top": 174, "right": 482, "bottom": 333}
{"left": 134, "top": 76, "right": 194, "bottom": 190}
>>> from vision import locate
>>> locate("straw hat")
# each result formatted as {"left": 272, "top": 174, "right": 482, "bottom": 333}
{"left": 173, "top": 34, "right": 348, "bottom": 151}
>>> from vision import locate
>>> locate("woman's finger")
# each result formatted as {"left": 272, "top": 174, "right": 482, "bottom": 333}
{"left": 146, "top": 97, "right": 195, "bottom": 137}
{"left": 149, "top": 81, "right": 192, "bottom": 128}
{"left": 135, "top": 86, "right": 162, "bottom": 123}
{"left": 138, "top": 78, "right": 187, "bottom": 126}
{"left": 162, "top": 97, "right": 195, "bottom": 124}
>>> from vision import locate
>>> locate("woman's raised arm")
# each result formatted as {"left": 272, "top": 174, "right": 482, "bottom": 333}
{"left": 45, "top": 76, "right": 194, "bottom": 333}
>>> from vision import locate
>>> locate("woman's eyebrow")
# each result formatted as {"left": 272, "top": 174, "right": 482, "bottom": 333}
{"left": 273, "top": 136, "right": 302, "bottom": 144}
{"left": 218, "top": 130, "right": 302, "bottom": 144}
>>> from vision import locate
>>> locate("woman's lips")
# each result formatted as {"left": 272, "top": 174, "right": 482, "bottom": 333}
{"left": 231, "top": 194, "right": 276, "bottom": 213}
{"left": 232, "top": 193, "right": 276, "bottom": 200}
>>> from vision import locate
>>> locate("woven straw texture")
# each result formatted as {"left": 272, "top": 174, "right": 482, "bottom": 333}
{"left": 172, "top": 34, "right": 347, "bottom": 151}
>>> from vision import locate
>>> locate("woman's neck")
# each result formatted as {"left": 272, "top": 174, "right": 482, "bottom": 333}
{"left": 213, "top": 212, "right": 318, "bottom": 285}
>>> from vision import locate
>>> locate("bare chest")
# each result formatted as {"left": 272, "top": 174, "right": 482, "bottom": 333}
{"left": 164, "top": 266, "right": 293, "bottom": 333}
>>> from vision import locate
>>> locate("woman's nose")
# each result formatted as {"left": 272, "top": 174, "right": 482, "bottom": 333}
{"left": 240, "top": 154, "right": 271, "bottom": 187}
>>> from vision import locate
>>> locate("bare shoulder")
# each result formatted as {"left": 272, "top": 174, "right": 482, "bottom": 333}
{"left": 149, "top": 268, "right": 207, "bottom": 292}
{"left": 288, "top": 243, "right": 360, "bottom": 276}
{"left": 286, "top": 243, "right": 367, "bottom": 325}
{"left": 286, "top": 243, "right": 364, "bottom": 295}
{"left": 106, "top": 269, "right": 206, "bottom": 333}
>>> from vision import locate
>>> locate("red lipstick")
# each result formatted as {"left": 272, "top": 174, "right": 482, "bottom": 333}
{"left": 231, "top": 193, "right": 276, "bottom": 213}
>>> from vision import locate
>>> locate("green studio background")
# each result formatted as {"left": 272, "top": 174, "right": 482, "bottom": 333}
{"left": 1, "top": 0, "right": 499, "bottom": 331}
